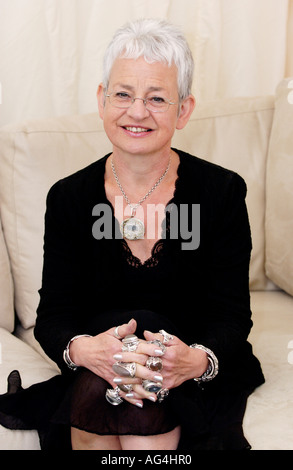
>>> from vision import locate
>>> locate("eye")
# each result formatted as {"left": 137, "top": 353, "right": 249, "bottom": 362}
{"left": 114, "top": 92, "right": 131, "bottom": 100}
{"left": 148, "top": 96, "right": 166, "bottom": 104}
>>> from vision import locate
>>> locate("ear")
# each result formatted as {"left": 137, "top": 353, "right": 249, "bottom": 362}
{"left": 176, "top": 95, "right": 196, "bottom": 130}
{"left": 97, "top": 83, "right": 105, "bottom": 119}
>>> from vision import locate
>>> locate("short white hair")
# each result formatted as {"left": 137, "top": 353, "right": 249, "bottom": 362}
{"left": 102, "top": 18, "right": 194, "bottom": 101}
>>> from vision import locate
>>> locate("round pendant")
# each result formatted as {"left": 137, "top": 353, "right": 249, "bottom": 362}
{"left": 120, "top": 217, "right": 145, "bottom": 240}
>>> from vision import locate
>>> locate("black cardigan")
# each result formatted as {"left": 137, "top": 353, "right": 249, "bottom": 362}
{"left": 34, "top": 149, "right": 264, "bottom": 392}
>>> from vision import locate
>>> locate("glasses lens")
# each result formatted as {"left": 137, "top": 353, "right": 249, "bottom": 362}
{"left": 109, "top": 92, "right": 132, "bottom": 108}
{"left": 146, "top": 97, "right": 168, "bottom": 113}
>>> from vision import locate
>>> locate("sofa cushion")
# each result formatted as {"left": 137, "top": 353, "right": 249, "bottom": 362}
{"left": 0, "top": 115, "right": 111, "bottom": 329}
{"left": 0, "top": 217, "right": 14, "bottom": 332}
{"left": 173, "top": 95, "right": 274, "bottom": 290}
{"left": 265, "top": 78, "right": 293, "bottom": 296}
{"left": 244, "top": 291, "right": 293, "bottom": 450}
{"left": 0, "top": 327, "right": 59, "bottom": 449}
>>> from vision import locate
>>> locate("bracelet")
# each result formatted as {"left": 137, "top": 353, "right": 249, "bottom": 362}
{"left": 63, "top": 334, "right": 92, "bottom": 370}
{"left": 189, "top": 343, "right": 219, "bottom": 382}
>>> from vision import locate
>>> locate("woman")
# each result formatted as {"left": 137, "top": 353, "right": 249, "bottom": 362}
{"left": 0, "top": 19, "right": 264, "bottom": 450}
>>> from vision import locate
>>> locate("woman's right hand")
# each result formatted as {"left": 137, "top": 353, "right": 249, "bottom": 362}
{"left": 68, "top": 318, "right": 139, "bottom": 385}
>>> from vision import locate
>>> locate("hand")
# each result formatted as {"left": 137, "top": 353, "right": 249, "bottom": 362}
{"left": 111, "top": 338, "right": 166, "bottom": 407}
{"left": 69, "top": 318, "right": 138, "bottom": 385}
{"left": 142, "top": 330, "right": 209, "bottom": 390}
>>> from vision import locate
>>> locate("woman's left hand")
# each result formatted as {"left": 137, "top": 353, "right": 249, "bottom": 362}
{"left": 142, "top": 330, "right": 209, "bottom": 390}
{"left": 111, "top": 329, "right": 209, "bottom": 406}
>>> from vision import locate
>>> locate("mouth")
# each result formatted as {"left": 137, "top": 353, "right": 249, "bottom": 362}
{"left": 122, "top": 126, "right": 153, "bottom": 135}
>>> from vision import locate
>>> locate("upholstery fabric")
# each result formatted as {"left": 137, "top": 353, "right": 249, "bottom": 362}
{"left": 0, "top": 217, "right": 14, "bottom": 332}
{"left": 265, "top": 78, "right": 293, "bottom": 295}
{"left": 0, "top": 115, "right": 110, "bottom": 329}
{"left": 0, "top": 0, "right": 290, "bottom": 127}
{"left": 243, "top": 291, "right": 293, "bottom": 450}
{"left": 0, "top": 327, "right": 58, "bottom": 449}
{"left": 173, "top": 96, "right": 275, "bottom": 290}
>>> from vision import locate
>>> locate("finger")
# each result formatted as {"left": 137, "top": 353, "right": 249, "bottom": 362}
{"left": 114, "top": 351, "right": 149, "bottom": 365}
{"left": 113, "top": 376, "right": 142, "bottom": 387}
{"left": 119, "top": 384, "right": 157, "bottom": 407}
{"left": 136, "top": 340, "right": 166, "bottom": 357}
{"left": 112, "top": 363, "right": 163, "bottom": 385}
{"left": 122, "top": 395, "right": 144, "bottom": 408}
{"left": 111, "top": 318, "right": 137, "bottom": 339}
{"left": 132, "top": 383, "right": 157, "bottom": 402}
{"left": 114, "top": 343, "right": 165, "bottom": 365}
{"left": 134, "top": 363, "right": 164, "bottom": 382}
{"left": 144, "top": 329, "right": 176, "bottom": 346}
{"left": 122, "top": 384, "right": 157, "bottom": 402}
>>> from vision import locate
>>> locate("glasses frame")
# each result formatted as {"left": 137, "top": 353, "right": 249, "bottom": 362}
{"left": 104, "top": 91, "right": 177, "bottom": 113}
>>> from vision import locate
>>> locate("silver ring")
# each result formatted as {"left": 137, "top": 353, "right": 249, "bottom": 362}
{"left": 121, "top": 334, "right": 140, "bottom": 352}
{"left": 114, "top": 326, "right": 123, "bottom": 339}
{"left": 112, "top": 361, "right": 137, "bottom": 378}
{"left": 157, "top": 388, "right": 169, "bottom": 403}
{"left": 159, "top": 329, "right": 174, "bottom": 344}
{"left": 145, "top": 356, "right": 163, "bottom": 371}
{"left": 147, "top": 339, "right": 166, "bottom": 355}
{"left": 118, "top": 383, "right": 133, "bottom": 393}
{"left": 105, "top": 386, "right": 123, "bottom": 406}
{"left": 142, "top": 380, "right": 162, "bottom": 393}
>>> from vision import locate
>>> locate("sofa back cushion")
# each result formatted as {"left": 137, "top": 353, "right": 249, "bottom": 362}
{"left": 0, "top": 217, "right": 14, "bottom": 331}
{"left": 0, "top": 96, "right": 274, "bottom": 329}
{"left": 0, "top": 115, "right": 111, "bottom": 329}
{"left": 265, "top": 78, "right": 293, "bottom": 296}
{"left": 173, "top": 95, "right": 274, "bottom": 290}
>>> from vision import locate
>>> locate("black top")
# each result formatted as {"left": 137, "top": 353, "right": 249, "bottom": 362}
{"left": 34, "top": 149, "right": 264, "bottom": 393}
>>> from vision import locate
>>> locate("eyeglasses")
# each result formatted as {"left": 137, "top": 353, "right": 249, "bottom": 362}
{"left": 105, "top": 91, "right": 177, "bottom": 113}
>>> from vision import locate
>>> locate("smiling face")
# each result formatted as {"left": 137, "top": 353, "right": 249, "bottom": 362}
{"left": 97, "top": 57, "right": 195, "bottom": 159}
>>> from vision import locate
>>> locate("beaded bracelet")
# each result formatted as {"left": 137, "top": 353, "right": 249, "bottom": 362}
{"left": 189, "top": 343, "right": 219, "bottom": 382}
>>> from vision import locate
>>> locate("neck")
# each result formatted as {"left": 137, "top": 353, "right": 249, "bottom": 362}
{"left": 110, "top": 149, "right": 174, "bottom": 189}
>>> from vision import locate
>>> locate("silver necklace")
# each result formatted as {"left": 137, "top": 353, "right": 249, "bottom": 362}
{"left": 111, "top": 156, "right": 171, "bottom": 240}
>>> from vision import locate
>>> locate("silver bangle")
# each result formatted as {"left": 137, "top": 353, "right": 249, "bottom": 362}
{"left": 63, "top": 334, "right": 92, "bottom": 370}
{"left": 189, "top": 343, "right": 219, "bottom": 382}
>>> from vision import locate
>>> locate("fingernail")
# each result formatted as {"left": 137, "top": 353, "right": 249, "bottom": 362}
{"left": 113, "top": 354, "right": 123, "bottom": 360}
{"left": 154, "top": 349, "right": 164, "bottom": 356}
{"left": 135, "top": 402, "right": 143, "bottom": 408}
{"left": 113, "top": 377, "right": 122, "bottom": 383}
{"left": 126, "top": 393, "right": 134, "bottom": 398}
{"left": 148, "top": 396, "right": 156, "bottom": 402}
{"left": 154, "top": 375, "right": 163, "bottom": 382}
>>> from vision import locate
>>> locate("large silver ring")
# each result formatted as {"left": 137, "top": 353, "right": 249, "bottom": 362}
{"left": 114, "top": 326, "right": 122, "bottom": 339}
{"left": 105, "top": 386, "right": 123, "bottom": 406}
{"left": 147, "top": 339, "right": 166, "bottom": 355}
{"left": 145, "top": 356, "right": 163, "bottom": 371}
{"left": 142, "top": 380, "right": 162, "bottom": 393}
{"left": 122, "top": 334, "right": 140, "bottom": 352}
{"left": 157, "top": 388, "right": 169, "bottom": 403}
{"left": 112, "top": 361, "right": 137, "bottom": 378}
{"left": 159, "top": 329, "right": 174, "bottom": 344}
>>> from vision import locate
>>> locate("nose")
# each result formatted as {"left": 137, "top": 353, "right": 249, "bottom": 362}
{"left": 127, "top": 98, "right": 150, "bottom": 120}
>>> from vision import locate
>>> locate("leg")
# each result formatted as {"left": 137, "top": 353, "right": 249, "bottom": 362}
{"left": 71, "top": 427, "right": 122, "bottom": 450}
{"left": 119, "top": 425, "right": 181, "bottom": 450}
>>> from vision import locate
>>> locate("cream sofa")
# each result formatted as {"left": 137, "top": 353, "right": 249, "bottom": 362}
{"left": 0, "top": 78, "right": 292, "bottom": 450}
